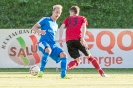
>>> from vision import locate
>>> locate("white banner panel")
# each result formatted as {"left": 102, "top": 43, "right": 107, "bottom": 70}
{"left": 0, "top": 29, "right": 133, "bottom": 68}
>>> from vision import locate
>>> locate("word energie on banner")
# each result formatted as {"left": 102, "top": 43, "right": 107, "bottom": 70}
{"left": 79, "top": 30, "right": 133, "bottom": 67}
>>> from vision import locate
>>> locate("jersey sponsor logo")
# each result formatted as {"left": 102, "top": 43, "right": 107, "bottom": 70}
{"left": 48, "top": 29, "right": 54, "bottom": 33}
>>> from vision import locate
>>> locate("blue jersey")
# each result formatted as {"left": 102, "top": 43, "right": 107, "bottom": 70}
{"left": 37, "top": 17, "right": 58, "bottom": 43}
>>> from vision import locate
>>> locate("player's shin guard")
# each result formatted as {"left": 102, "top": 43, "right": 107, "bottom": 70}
{"left": 67, "top": 60, "right": 78, "bottom": 70}
{"left": 88, "top": 56, "right": 105, "bottom": 75}
{"left": 60, "top": 58, "right": 67, "bottom": 78}
{"left": 40, "top": 52, "right": 49, "bottom": 72}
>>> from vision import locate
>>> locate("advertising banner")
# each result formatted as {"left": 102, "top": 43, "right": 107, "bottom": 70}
{"left": 0, "top": 29, "right": 133, "bottom": 68}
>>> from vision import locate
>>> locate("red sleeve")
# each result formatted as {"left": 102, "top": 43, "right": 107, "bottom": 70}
{"left": 63, "top": 18, "right": 68, "bottom": 27}
{"left": 82, "top": 16, "right": 89, "bottom": 26}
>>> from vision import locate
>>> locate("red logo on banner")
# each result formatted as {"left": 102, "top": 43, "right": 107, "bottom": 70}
{"left": 85, "top": 30, "right": 133, "bottom": 54}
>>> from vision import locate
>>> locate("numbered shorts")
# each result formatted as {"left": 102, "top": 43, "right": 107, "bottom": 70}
{"left": 38, "top": 41, "right": 63, "bottom": 63}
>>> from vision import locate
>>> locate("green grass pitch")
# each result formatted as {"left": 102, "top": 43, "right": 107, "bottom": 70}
{"left": 0, "top": 68, "right": 133, "bottom": 88}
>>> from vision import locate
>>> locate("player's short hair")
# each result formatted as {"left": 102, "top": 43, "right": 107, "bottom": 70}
{"left": 53, "top": 4, "right": 62, "bottom": 11}
{"left": 70, "top": 6, "right": 80, "bottom": 15}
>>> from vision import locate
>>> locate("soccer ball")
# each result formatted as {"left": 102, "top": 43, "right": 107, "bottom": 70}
{"left": 30, "top": 65, "right": 40, "bottom": 76}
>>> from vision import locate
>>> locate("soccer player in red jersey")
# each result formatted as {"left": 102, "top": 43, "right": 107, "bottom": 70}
{"left": 59, "top": 6, "right": 108, "bottom": 77}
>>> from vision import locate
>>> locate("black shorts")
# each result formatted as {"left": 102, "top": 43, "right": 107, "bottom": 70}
{"left": 66, "top": 39, "right": 90, "bottom": 59}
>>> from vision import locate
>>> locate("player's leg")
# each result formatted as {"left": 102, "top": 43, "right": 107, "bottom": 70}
{"left": 87, "top": 55, "right": 108, "bottom": 77}
{"left": 38, "top": 42, "right": 51, "bottom": 77}
{"left": 40, "top": 47, "right": 51, "bottom": 71}
{"left": 59, "top": 52, "right": 69, "bottom": 78}
{"left": 50, "top": 46, "right": 68, "bottom": 78}
{"left": 67, "top": 57, "right": 80, "bottom": 70}
{"left": 66, "top": 40, "right": 81, "bottom": 70}
{"left": 78, "top": 41, "right": 107, "bottom": 77}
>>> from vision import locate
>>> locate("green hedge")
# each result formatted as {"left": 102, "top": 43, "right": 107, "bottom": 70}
{"left": 0, "top": 0, "right": 133, "bottom": 28}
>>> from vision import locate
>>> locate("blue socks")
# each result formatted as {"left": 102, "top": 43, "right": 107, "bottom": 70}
{"left": 39, "top": 51, "right": 67, "bottom": 78}
{"left": 40, "top": 52, "right": 49, "bottom": 72}
{"left": 60, "top": 58, "right": 67, "bottom": 78}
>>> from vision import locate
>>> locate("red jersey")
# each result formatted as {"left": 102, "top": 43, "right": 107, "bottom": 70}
{"left": 63, "top": 16, "right": 88, "bottom": 42}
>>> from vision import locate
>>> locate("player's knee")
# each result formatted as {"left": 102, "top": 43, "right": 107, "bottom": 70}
{"left": 87, "top": 55, "right": 95, "bottom": 62}
{"left": 60, "top": 52, "right": 67, "bottom": 58}
{"left": 85, "top": 54, "right": 91, "bottom": 59}
{"left": 75, "top": 58, "right": 81, "bottom": 64}
{"left": 45, "top": 47, "right": 51, "bottom": 54}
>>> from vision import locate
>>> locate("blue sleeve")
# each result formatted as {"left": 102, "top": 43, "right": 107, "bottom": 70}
{"left": 37, "top": 17, "right": 46, "bottom": 27}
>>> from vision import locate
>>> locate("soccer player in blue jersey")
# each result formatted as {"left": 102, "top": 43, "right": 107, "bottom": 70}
{"left": 32, "top": 5, "right": 68, "bottom": 78}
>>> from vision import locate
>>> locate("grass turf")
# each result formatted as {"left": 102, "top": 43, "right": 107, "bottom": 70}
{"left": 0, "top": 68, "right": 133, "bottom": 88}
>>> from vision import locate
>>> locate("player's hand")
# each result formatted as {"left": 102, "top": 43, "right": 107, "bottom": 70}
{"left": 59, "top": 39, "right": 65, "bottom": 47}
{"left": 60, "top": 42, "right": 63, "bottom": 47}
{"left": 80, "top": 38, "right": 86, "bottom": 46}
{"left": 39, "top": 30, "right": 46, "bottom": 35}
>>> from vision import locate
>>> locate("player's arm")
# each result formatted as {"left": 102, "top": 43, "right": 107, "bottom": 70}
{"left": 32, "top": 23, "right": 46, "bottom": 35}
{"left": 59, "top": 24, "right": 65, "bottom": 40}
{"left": 81, "top": 22, "right": 86, "bottom": 39}
{"left": 59, "top": 24, "right": 65, "bottom": 47}
{"left": 80, "top": 22, "right": 86, "bottom": 46}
